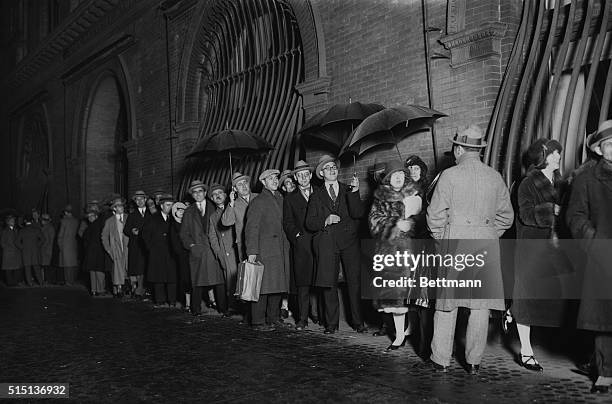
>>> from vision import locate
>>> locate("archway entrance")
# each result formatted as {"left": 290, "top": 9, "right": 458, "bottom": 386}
{"left": 84, "top": 75, "right": 129, "bottom": 203}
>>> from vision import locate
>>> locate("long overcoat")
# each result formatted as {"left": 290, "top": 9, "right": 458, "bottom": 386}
{"left": 245, "top": 188, "right": 290, "bottom": 294}
{"left": 221, "top": 193, "right": 258, "bottom": 260}
{"left": 427, "top": 152, "right": 514, "bottom": 311}
{"left": 209, "top": 206, "right": 238, "bottom": 282}
{"left": 179, "top": 201, "right": 224, "bottom": 287}
{"left": 305, "top": 182, "right": 365, "bottom": 287}
{"left": 17, "top": 225, "right": 44, "bottom": 266}
{"left": 82, "top": 218, "right": 108, "bottom": 272}
{"left": 567, "top": 159, "right": 612, "bottom": 332}
{"left": 57, "top": 216, "right": 79, "bottom": 267}
{"left": 283, "top": 188, "right": 315, "bottom": 288}
{"left": 40, "top": 222, "right": 55, "bottom": 266}
{"left": 142, "top": 211, "right": 177, "bottom": 283}
{"left": 1, "top": 227, "right": 22, "bottom": 270}
{"left": 101, "top": 214, "right": 129, "bottom": 285}
{"left": 513, "top": 169, "right": 571, "bottom": 326}
{"left": 123, "top": 209, "right": 149, "bottom": 276}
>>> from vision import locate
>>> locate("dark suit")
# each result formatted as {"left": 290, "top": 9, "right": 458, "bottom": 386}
{"left": 305, "top": 181, "right": 365, "bottom": 329}
{"left": 124, "top": 208, "right": 149, "bottom": 296}
{"left": 142, "top": 211, "right": 177, "bottom": 304}
{"left": 283, "top": 188, "right": 315, "bottom": 323}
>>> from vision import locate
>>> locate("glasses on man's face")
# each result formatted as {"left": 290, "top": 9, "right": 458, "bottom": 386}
{"left": 323, "top": 165, "right": 338, "bottom": 171}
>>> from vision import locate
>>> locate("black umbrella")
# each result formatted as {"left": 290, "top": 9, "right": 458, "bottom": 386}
{"left": 299, "top": 101, "right": 385, "bottom": 151}
{"left": 340, "top": 105, "right": 447, "bottom": 160}
{"left": 187, "top": 129, "right": 274, "bottom": 174}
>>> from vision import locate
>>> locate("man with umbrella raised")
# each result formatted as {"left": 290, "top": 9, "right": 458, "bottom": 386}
{"left": 305, "top": 155, "right": 367, "bottom": 334}
{"left": 221, "top": 172, "right": 259, "bottom": 262}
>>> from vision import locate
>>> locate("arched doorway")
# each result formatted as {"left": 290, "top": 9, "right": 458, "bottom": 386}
{"left": 83, "top": 75, "right": 129, "bottom": 203}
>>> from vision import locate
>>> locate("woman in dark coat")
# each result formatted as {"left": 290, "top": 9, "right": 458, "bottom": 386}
{"left": 513, "top": 138, "right": 570, "bottom": 372}
{"left": 368, "top": 160, "right": 424, "bottom": 351}
{"left": 170, "top": 202, "right": 190, "bottom": 310}
{"left": 82, "top": 210, "right": 108, "bottom": 296}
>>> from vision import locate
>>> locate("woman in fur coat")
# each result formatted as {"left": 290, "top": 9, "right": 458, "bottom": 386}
{"left": 513, "top": 138, "right": 571, "bottom": 372}
{"left": 369, "top": 160, "right": 424, "bottom": 351}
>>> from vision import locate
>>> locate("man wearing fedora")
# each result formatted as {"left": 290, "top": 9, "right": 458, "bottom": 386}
{"left": 283, "top": 160, "right": 318, "bottom": 330}
{"left": 305, "top": 154, "right": 366, "bottom": 334}
{"left": 58, "top": 204, "right": 80, "bottom": 286}
{"left": 208, "top": 183, "right": 239, "bottom": 313}
{"left": 180, "top": 180, "right": 227, "bottom": 316}
{"left": 567, "top": 119, "right": 612, "bottom": 393}
{"left": 1, "top": 214, "right": 22, "bottom": 287}
{"left": 143, "top": 193, "right": 179, "bottom": 308}
{"left": 40, "top": 213, "right": 56, "bottom": 284}
{"left": 222, "top": 172, "right": 259, "bottom": 262}
{"left": 426, "top": 124, "right": 513, "bottom": 374}
{"left": 102, "top": 197, "right": 130, "bottom": 297}
{"left": 123, "top": 190, "right": 149, "bottom": 298}
{"left": 245, "top": 169, "right": 290, "bottom": 331}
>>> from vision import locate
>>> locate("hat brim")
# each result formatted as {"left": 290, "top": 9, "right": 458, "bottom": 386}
{"left": 451, "top": 139, "right": 487, "bottom": 148}
{"left": 132, "top": 194, "right": 147, "bottom": 200}
{"left": 315, "top": 158, "right": 340, "bottom": 179}
{"left": 188, "top": 185, "right": 207, "bottom": 194}
{"left": 259, "top": 170, "right": 281, "bottom": 182}
{"left": 232, "top": 175, "right": 250, "bottom": 186}
{"left": 588, "top": 131, "right": 612, "bottom": 151}
{"left": 292, "top": 166, "right": 314, "bottom": 176}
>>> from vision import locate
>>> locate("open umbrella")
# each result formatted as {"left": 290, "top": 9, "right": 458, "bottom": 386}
{"left": 186, "top": 129, "right": 274, "bottom": 174}
{"left": 299, "top": 101, "right": 385, "bottom": 150}
{"left": 340, "top": 105, "right": 447, "bottom": 160}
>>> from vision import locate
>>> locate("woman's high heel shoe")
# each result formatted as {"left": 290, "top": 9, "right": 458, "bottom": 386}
{"left": 385, "top": 338, "right": 407, "bottom": 352}
{"left": 520, "top": 354, "right": 543, "bottom": 372}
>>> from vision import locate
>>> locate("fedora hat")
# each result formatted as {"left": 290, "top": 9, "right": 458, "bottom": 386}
{"left": 231, "top": 172, "right": 250, "bottom": 186}
{"left": 382, "top": 160, "right": 407, "bottom": 184}
{"left": 209, "top": 183, "right": 225, "bottom": 194}
{"left": 132, "top": 190, "right": 147, "bottom": 200}
{"left": 292, "top": 160, "right": 313, "bottom": 176}
{"left": 279, "top": 169, "right": 293, "bottom": 185}
{"left": 587, "top": 119, "right": 612, "bottom": 151}
{"left": 188, "top": 180, "right": 207, "bottom": 194}
{"left": 259, "top": 169, "right": 280, "bottom": 182}
{"left": 41, "top": 213, "right": 51, "bottom": 221}
{"left": 451, "top": 124, "right": 487, "bottom": 148}
{"left": 158, "top": 193, "right": 175, "bottom": 204}
{"left": 110, "top": 197, "right": 125, "bottom": 209}
{"left": 315, "top": 154, "right": 340, "bottom": 179}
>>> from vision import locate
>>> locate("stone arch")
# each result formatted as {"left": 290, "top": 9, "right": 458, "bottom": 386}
{"left": 80, "top": 71, "right": 130, "bottom": 203}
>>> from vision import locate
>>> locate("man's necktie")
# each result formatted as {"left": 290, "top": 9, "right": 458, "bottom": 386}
{"left": 328, "top": 184, "right": 337, "bottom": 201}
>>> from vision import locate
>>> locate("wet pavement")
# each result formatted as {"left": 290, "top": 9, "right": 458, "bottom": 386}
{"left": 0, "top": 285, "right": 609, "bottom": 403}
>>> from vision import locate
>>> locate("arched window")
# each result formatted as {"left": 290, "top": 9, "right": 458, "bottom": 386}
{"left": 180, "top": 0, "right": 304, "bottom": 192}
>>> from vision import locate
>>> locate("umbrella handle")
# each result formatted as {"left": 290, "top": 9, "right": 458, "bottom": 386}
{"left": 229, "top": 151, "right": 233, "bottom": 177}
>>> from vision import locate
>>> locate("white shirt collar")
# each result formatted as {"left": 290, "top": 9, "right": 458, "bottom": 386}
{"left": 161, "top": 212, "right": 168, "bottom": 221}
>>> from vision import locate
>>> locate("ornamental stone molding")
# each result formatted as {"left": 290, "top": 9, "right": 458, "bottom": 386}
{"left": 440, "top": 22, "right": 508, "bottom": 67}
{"left": 3, "top": 0, "right": 122, "bottom": 91}
{"left": 295, "top": 75, "right": 332, "bottom": 118}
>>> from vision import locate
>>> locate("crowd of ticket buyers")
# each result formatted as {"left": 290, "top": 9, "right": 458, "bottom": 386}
{"left": 2, "top": 121, "right": 612, "bottom": 393}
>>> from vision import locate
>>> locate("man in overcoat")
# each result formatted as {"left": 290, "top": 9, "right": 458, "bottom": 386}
{"left": 1, "top": 215, "right": 22, "bottom": 286}
{"left": 180, "top": 180, "right": 227, "bottom": 316}
{"left": 102, "top": 198, "right": 130, "bottom": 297}
{"left": 567, "top": 119, "right": 612, "bottom": 393}
{"left": 40, "top": 213, "right": 55, "bottom": 284}
{"left": 426, "top": 125, "right": 514, "bottom": 374}
{"left": 305, "top": 155, "right": 366, "bottom": 334}
{"left": 222, "top": 172, "right": 259, "bottom": 261}
{"left": 143, "top": 194, "right": 178, "bottom": 307}
{"left": 17, "top": 216, "right": 44, "bottom": 286}
{"left": 57, "top": 205, "right": 79, "bottom": 285}
{"left": 123, "top": 190, "right": 149, "bottom": 298}
{"left": 208, "top": 183, "right": 239, "bottom": 313}
{"left": 246, "top": 169, "right": 290, "bottom": 331}
{"left": 283, "top": 160, "right": 317, "bottom": 330}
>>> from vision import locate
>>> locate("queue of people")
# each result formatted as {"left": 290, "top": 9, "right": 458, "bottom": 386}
{"left": 1, "top": 121, "right": 611, "bottom": 394}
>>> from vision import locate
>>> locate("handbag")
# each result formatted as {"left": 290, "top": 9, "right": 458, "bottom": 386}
{"left": 234, "top": 260, "right": 264, "bottom": 302}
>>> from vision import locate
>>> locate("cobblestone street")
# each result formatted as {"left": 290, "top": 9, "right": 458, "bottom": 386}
{"left": 0, "top": 285, "right": 608, "bottom": 403}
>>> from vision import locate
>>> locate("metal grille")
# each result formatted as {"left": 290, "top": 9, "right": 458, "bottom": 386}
{"left": 485, "top": 0, "right": 612, "bottom": 185}
{"left": 179, "top": 0, "right": 304, "bottom": 195}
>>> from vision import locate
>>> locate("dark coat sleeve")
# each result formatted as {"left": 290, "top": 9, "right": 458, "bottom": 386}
{"left": 283, "top": 196, "right": 300, "bottom": 244}
{"left": 245, "top": 196, "right": 262, "bottom": 255}
{"left": 518, "top": 177, "right": 554, "bottom": 228}
{"left": 566, "top": 173, "right": 596, "bottom": 239}
{"left": 305, "top": 192, "right": 325, "bottom": 232}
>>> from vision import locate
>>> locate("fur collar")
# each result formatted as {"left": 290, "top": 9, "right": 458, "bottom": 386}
{"left": 373, "top": 182, "right": 419, "bottom": 202}
{"left": 527, "top": 168, "right": 558, "bottom": 203}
